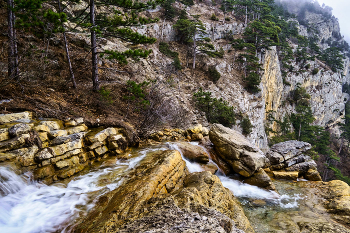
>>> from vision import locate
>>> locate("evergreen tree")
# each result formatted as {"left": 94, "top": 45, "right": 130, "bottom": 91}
{"left": 174, "top": 12, "right": 220, "bottom": 69}
{"left": 67, "top": 0, "right": 161, "bottom": 91}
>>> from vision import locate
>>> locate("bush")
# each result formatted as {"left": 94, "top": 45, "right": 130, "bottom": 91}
{"left": 241, "top": 117, "right": 253, "bottom": 136}
{"left": 225, "top": 17, "right": 230, "bottom": 21}
{"left": 207, "top": 66, "right": 221, "bottom": 82}
{"left": 312, "top": 68, "right": 319, "bottom": 75}
{"left": 173, "top": 57, "right": 182, "bottom": 70}
{"left": 124, "top": 80, "right": 150, "bottom": 110}
{"left": 210, "top": 13, "right": 219, "bottom": 21}
{"left": 305, "top": 64, "right": 310, "bottom": 70}
{"left": 99, "top": 87, "right": 113, "bottom": 104}
{"left": 193, "top": 88, "right": 235, "bottom": 127}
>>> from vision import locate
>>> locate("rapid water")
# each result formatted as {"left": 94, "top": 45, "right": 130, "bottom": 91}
{"left": 0, "top": 142, "right": 305, "bottom": 233}
{"left": 0, "top": 147, "right": 163, "bottom": 233}
{"left": 168, "top": 142, "right": 302, "bottom": 206}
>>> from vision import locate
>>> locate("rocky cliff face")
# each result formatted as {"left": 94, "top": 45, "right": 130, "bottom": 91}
{"left": 262, "top": 46, "right": 349, "bottom": 136}
{"left": 63, "top": 2, "right": 349, "bottom": 151}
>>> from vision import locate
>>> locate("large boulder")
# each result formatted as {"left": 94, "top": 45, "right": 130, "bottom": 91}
{"left": 73, "top": 151, "right": 253, "bottom": 233}
{"left": 209, "top": 124, "right": 266, "bottom": 177}
{"left": 176, "top": 142, "right": 209, "bottom": 163}
{"left": 244, "top": 168, "right": 276, "bottom": 190}
{"left": 268, "top": 140, "right": 312, "bottom": 162}
{"left": 266, "top": 140, "right": 321, "bottom": 179}
{"left": 73, "top": 150, "right": 189, "bottom": 232}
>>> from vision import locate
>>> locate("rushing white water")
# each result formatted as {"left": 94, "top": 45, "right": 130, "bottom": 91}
{"left": 167, "top": 142, "right": 303, "bottom": 209}
{"left": 0, "top": 143, "right": 304, "bottom": 233}
{"left": 0, "top": 148, "right": 153, "bottom": 233}
{"left": 166, "top": 142, "right": 204, "bottom": 173}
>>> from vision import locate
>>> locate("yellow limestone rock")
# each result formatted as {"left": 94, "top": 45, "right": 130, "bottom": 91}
{"left": 273, "top": 171, "right": 299, "bottom": 180}
{"left": 0, "top": 111, "right": 32, "bottom": 124}
{"left": 73, "top": 150, "right": 188, "bottom": 232}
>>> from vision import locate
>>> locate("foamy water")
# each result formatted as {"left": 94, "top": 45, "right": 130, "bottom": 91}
{"left": 168, "top": 142, "right": 303, "bottom": 209}
{"left": 167, "top": 142, "right": 204, "bottom": 172}
{"left": 0, "top": 144, "right": 304, "bottom": 233}
{"left": 0, "top": 148, "right": 152, "bottom": 233}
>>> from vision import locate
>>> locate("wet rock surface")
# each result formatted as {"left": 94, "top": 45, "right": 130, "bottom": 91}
{"left": 176, "top": 141, "right": 210, "bottom": 163}
{"left": 73, "top": 151, "right": 253, "bottom": 233}
{"left": 244, "top": 179, "right": 350, "bottom": 233}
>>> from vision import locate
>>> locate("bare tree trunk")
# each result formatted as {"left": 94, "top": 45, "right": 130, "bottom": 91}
{"left": 7, "top": 0, "right": 18, "bottom": 79}
{"left": 13, "top": 9, "right": 18, "bottom": 77}
{"left": 338, "top": 138, "right": 344, "bottom": 154}
{"left": 161, "top": 18, "right": 165, "bottom": 40}
{"left": 298, "top": 122, "right": 301, "bottom": 141}
{"left": 192, "top": 32, "right": 196, "bottom": 70}
{"left": 245, "top": 6, "right": 247, "bottom": 26}
{"left": 90, "top": 0, "right": 99, "bottom": 91}
{"left": 58, "top": 0, "right": 77, "bottom": 88}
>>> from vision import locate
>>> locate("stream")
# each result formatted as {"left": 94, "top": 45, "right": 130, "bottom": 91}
{"left": 0, "top": 143, "right": 313, "bottom": 233}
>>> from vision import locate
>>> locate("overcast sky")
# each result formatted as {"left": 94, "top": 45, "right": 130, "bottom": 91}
{"left": 317, "top": 0, "right": 350, "bottom": 42}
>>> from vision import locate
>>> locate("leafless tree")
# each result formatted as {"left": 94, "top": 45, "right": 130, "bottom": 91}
{"left": 58, "top": 0, "right": 77, "bottom": 88}
{"left": 7, "top": 0, "right": 19, "bottom": 79}
{"left": 90, "top": 0, "right": 99, "bottom": 91}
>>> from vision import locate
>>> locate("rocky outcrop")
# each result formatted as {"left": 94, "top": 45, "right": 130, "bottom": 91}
{"left": 321, "top": 180, "right": 350, "bottom": 226}
{"left": 73, "top": 150, "right": 253, "bottom": 233}
{"left": 118, "top": 198, "right": 245, "bottom": 233}
{"left": 209, "top": 124, "right": 267, "bottom": 177}
{"left": 266, "top": 140, "right": 322, "bottom": 180}
{"left": 0, "top": 112, "right": 129, "bottom": 184}
{"left": 176, "top": 141, "right": 209, "bottom": 163}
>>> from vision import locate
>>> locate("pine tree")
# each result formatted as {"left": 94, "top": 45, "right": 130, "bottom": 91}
{"left": 13, "top": 0, "right": 68, "bottom": 80}
{"left": 174, "top": 12, "right": 218, "bottom": 69}
{"left": 71, "top": 0, "right": 160, "bottom": 91}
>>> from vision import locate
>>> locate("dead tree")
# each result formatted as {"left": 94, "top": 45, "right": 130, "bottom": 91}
{"left": 58, "top": 0, "right": 77, "bottom": 88}
{"left": 7, "top": 0, "right": 19, "bottom": 79}
{"left": 90, "top": 0, "right": 99, "bottom": 91}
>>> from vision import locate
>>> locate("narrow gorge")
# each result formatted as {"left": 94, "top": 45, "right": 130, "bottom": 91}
{"left": 1, "top": 0, "right": 350, "bottom": 232}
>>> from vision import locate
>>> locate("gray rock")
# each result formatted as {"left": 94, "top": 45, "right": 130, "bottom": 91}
{"left": 244, "top": 168, "right": 276, "bottom": 190}
{"left": 285, "top": 154, "right": 311, "bottom": 168}
{"left": 285, "top": 160, "right": 317, "bottom": 174}
{"left": 0, "top": 134, "right": 30, "bottom": 153}
{"left": 48, "top": 130, "right": 68, "bottom": 139}
{"left": 209, "top": 124, "right": 266, "bottom": 177}
{"left": 39, "top": 120, "right": 62, "bottom": 131}
{"left": 15, "top": 146, "right": 39, "bottom": 167}
{"left": 118, "top": 199, "right": 244, "bottom": 233}
{"left": 35, "top": 148, "right": 54, "bottom": 162}
{"left": 266, "top": 151, "right": 284, "bottom": 165}
{"left": 270, "top": 140, "right": 312, "bottom": 161}
{"left": 176, "top": 142, "right": 209, "bottom": 163}
{"left": 8, "top": 123, "right": 31, "bottom": 137}
{"left": 50, "top": 133, "right": 84, "bottom": 146}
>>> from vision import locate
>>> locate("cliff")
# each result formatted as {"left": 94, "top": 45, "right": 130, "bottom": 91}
{"left": 1, "top": 0, "right": 349, "bottom": 153}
